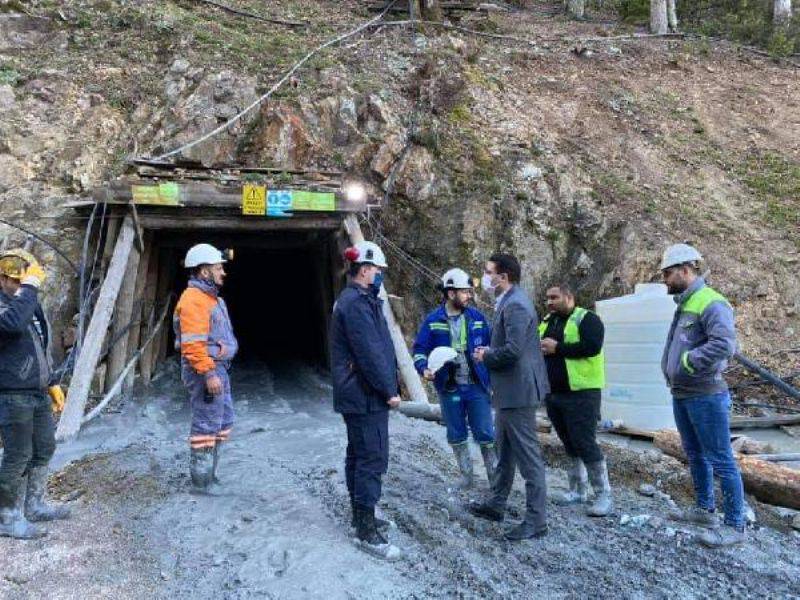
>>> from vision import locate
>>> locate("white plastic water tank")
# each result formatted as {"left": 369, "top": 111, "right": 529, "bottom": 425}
{"left": 595, "top": 283, "right": 677, "bottom": 431}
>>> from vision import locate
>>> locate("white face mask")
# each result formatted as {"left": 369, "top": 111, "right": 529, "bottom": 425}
{"left": 481, "top": 273, "right": 497, "bottom": 293}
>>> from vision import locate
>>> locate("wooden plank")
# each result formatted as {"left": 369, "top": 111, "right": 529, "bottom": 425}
{"left": 93, "top": 180, "right": 365, "bottom": 213}
{"left": 156, "top": 248, "right": 177, "bottom": 366}
{"left": 56, "top": 215, "right": 136, "bottom": 441}
{"left": 137, "top": 214, "right": 343, "bottom": 231}
{"left": 131, "top": 157, "right": 343, "bottom": 178}
{"left": 139, "top": 245, "right": 160, "bottom": 384}
{"left": 123, "top": 231, "right": 154, "bottom": 392}
{"left": 104, "top": 233, "right": 142, "bottom": 394}
{"left": 343, "top": 214, "right": 429, "bottom": 405}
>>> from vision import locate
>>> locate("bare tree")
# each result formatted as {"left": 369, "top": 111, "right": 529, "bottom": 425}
{"left": 566, "top": 0, "right": 585, "bottom": 19}
{"left": 774, "top": 0, "right": 793, "bottom": 24}
{"left": 651, "top": 0, "right": 668, "bottom": 34}
{"left": 667, "top": 0, "right": 678, "bottom": 31}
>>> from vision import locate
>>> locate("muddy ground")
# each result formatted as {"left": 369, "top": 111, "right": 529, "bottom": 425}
{"left": 1, "top": 363, "right": 799, "bottom": 599}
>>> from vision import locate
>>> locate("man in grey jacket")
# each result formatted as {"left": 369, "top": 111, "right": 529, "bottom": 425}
{"left": 469, "top": 253, "right": 550, "bottom": 540}
{"left": 660, "top": 243, "right": 744, "bottom": 548}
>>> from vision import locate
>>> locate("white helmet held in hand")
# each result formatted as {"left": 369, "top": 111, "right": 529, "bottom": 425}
{"left": 441, "top": 268, "right": 472, "bottom": 290}
{"left": 428, "top": 346, "right": 458, "bottom": 374}
{"left": 185, "top": 243, "right": 226, "bottom": 268}
{"left": 345, "top": 241, "right": 387, "bottom": 268}
{"left": 660, "top": 243, "right": 703, "bottom": 270}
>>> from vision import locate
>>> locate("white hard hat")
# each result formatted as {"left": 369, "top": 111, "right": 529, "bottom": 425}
{"left": 184, "top": 243, "right": 226, "bottom": 269}
{"left": 428, "top": 346, "right": 458, "bottom": 374}
{"left": 660, "top": 243, "right": 703, "bottom": 270}
{"left": 346, "top": 241, "right": 387, "bottom": 268}
{"left": 441, "top": 268, "right": 472, "bottom": 290}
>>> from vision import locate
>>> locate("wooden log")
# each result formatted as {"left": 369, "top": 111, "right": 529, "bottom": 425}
{"left": 730, "top": 414, "right": 800, "bottom": 429}
{"left": 56, "top": 215, "right": 136, "bottom": 441}
{"left": 749, "top": 453, "right": 800, "bottom": 463}
{"left": 654, "top": 429, "right": 800, "bottom": 509}
{"left": 398, "top": 401, "right": 553, "bottom": 434}
{"left": 104, "top": 233, "right": 142, "bottom": 394}
{"left": 343, "top": 214, "right": 429, "bottom": 405}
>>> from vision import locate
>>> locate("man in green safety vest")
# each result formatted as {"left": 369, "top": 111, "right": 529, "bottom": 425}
{"left": 539, "top": 283, "right": 613, "bottom": 517}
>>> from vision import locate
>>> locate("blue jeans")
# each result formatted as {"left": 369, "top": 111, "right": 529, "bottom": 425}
{"left": 672, "top": 391, "right": 745, "bottom": 528}
{"left": 439, "top": 384, "right": 495, "bottom": 446}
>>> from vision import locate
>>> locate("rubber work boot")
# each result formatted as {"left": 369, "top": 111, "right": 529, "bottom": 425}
{"left": 697, "top": 524, "right": 747, "bottom": 548}
{"left": 212, "top": 445, "right": 221, "bottom": 485}
{"left": 669, "top": 505, "right": 720, "bottom": 529}
{"left": 469, "top": 501, "right": 504, "bottom": 522}
{"left": 350, "top": 498, "right": 390, "bottom": 532}
{"left": 504, "top": 520, "right": 548, "bottom": 541}
{"left": 353, "top": 504, "right": 401, "bottom": 561}
{"left": 189, "top": 447, "right": 218, "bottom": 494}
{"left": 0, "top": 483, "right": 45, "bottom": 539}
{"left": 451, "top": 443, "right": 474, "bottom": 489}
{"left": 25, "top": 467, "right": 70, "bottom": 522}
{"left": 585, "top": 459, "right": 614, "bottom": 517}
{"left": 550, "top": 457, "right": 589, "bottom": 506}
{"left": 479, "top": 444, "right": 498, "bottom": 484}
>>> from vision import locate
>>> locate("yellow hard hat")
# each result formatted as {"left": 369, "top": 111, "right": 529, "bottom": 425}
{"left": 0, "top": 248, "right": 37, "bottom": 280}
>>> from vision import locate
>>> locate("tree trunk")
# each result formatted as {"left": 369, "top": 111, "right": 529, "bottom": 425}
{"left": 650, "top": 0, "right": 668, "bottom": 35}
{"left": 667, "top": 0, "right": 678, "bottom": 31}
{"left": 418, "top": 0, "right": 442, "bottom": 21}
{"left": 566, "top": 0, "right": 585, "bottom": 19}
{"left": 654, "top": 429, "right": 800, "bottom": 510}
{"left": 774, "top": 0, "right": 793, "bottom": 24}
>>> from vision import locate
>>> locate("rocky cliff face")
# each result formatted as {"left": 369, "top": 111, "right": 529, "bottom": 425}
{"left": 1, "top": 1, "right": 798, "bottom": 369}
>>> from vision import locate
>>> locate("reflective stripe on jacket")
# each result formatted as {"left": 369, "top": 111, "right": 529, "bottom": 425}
{"left": 412, "top": 305, "right": 491, "bottom": 394}
{"left": 173, "top": 278, "right": 238, "bottom": 376}
{"left": 538, "top": 307, "right": 605, "bottom": 391}
{"left": 661, "top": 278, "right": 736, "bottom": 399}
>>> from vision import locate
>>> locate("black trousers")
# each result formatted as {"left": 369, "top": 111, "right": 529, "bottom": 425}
{"left": 0, "top": 391, "right": 56, "bottom": 507}
{"left": 343, "top": 410, "right": 389, "bottom": 509}
{"left": 545, "top": 389, "right": 604, "bottom": 464}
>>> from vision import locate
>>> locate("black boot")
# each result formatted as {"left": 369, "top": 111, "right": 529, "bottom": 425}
{"left": 25, "top": 467, "right": 70, "bottom": 522}
{"left": 0, "top": 481, "right": 45, "bottom": 539}
{"left": 351, "top": 498, "right": 390, "bottom": 532}
{"left": 354, "top": 504, "right": 388, "bottom": 546}
{"left": 469, "top": 501, "right": 504, "bottom": 522}
{"left": 353, "top": 504, "right": 401, "bottom": 561}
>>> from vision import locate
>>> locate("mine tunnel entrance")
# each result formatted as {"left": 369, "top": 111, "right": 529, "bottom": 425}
{"left": 151, "top": 224, "right": 346, "bottom": 371}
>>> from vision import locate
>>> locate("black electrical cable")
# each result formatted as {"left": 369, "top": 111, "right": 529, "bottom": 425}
{"left": 0, "top": 217, "right": 79, "bottom": 274}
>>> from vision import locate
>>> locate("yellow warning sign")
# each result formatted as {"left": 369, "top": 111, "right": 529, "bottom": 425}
{"left": 242, "top": 184, "right": 266, "bottom": 216}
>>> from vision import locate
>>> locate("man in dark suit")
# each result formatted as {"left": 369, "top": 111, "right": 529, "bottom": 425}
{"left": 470, "top": 253, "right": 550, "bottom": 540}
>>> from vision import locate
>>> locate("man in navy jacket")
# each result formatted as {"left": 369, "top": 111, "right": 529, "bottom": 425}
{"left": 330, "top": 241, "right": 400, "bottom": 559}
{"left": 0, "top": 249, "right": 70, "bottom": 540}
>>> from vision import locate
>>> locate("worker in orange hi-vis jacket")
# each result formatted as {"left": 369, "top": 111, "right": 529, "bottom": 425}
{"left": 173, "top": 244, "right": 238, "bottom": 494}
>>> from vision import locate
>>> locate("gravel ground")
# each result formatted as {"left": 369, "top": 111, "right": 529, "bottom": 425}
{"left": 1, "top": 363, "right": 799, "bottom": 599}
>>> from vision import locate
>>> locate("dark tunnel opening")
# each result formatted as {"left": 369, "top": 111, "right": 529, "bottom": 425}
{"left": 158, "top": 229, "right": 340, "bottom": 369}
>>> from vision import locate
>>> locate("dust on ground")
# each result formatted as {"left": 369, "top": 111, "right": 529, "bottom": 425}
{"left": 1, "top": 363, "right": 799, "bottom": 599}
